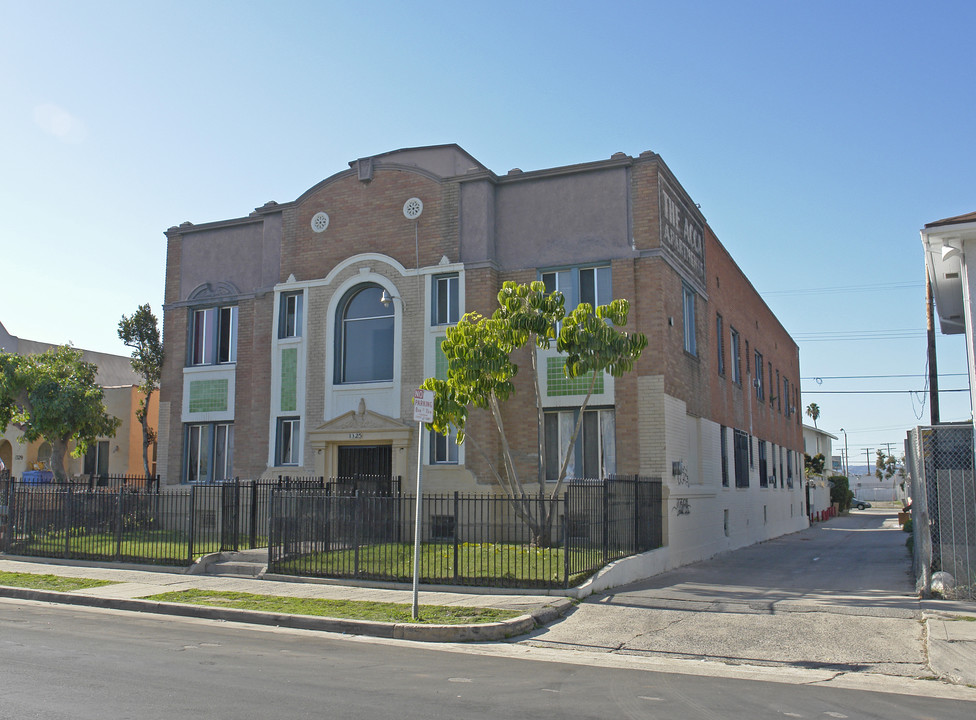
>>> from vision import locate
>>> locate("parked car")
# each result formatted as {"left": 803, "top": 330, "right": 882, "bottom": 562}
{"left": 851, "top": 497, "right": 872, "bottom": 510}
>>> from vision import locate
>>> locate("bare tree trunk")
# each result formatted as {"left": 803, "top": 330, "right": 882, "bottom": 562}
{"left": 49, "top": 438, "right": 70, "bottom": 482}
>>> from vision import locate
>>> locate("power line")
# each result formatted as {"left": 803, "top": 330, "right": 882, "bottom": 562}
{"left": 803, "top": 389, "right": 968, "bottom": 394}
{"left": 802, "top": 373, "right": 968, "bottom": 380}
{"left": 793, "top": 331, "right": 926, "bottom": 342}
{"left": 762, "top": 281, "right": 922, "bottom": 296}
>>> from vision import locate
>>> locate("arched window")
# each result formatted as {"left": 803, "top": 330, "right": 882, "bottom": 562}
{"left": 335, "top": 284, "right": 394, "bottom": 384}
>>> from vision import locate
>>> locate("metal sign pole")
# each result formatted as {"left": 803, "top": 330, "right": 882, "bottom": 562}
{"left": 411, "top": 388, "right": 434, "bottom": 621}
{"left": 412, "top": 420, "right": 424, "bottom": 620}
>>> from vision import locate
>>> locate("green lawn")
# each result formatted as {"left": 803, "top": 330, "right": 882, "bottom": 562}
{"left": 12, "top": 529, "right": 218, "bottom": 564}
{"left": 142, "top": 588, "right": 520, "bottom": 625}
{"left": 274, "top": 541, "right": 597, "bottom": 587}
{"left": 0, "top": 570, "right": 118, "bottom": 592}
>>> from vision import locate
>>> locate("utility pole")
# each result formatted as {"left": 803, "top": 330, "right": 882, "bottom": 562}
{"left": 839, "top": 428, "right": 850, "bottom": 478}
{"left": 926, "top": 271, "right": 940, "bottom": 424}
{"left": 882, "top": 442, "right": 895, "bottom": 457}
{"left": 865, "top": 448, "right": 873, "bottom": 478}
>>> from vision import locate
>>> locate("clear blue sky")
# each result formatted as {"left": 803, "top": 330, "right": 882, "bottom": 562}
{"left": 1, "top": 0, "right": 973, "bottom": 470}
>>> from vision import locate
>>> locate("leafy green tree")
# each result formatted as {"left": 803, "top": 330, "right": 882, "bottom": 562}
{"left": 875, "top": 450, "right": 897, "bottom": 481}
{"left": 421, "top": 280, "right": 647, "bottom": 543}
{"left": 118, "top": 304, "right": 163, "bottom": 477}
{"left": 805, "top": 402, "right": 820, "bottom": 428}
{"left": 804, "top": 452, "right": 825, "bottom": 478}
{"left": 0, "top": 345, "right": 122, "bottom": 481}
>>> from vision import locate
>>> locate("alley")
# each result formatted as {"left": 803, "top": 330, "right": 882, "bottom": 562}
{"left": 522, "top": 510, "right": 930, "bottom": 676}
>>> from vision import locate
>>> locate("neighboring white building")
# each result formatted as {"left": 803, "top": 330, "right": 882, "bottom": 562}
{"left": 802, "top": 424, "right": 834, "bottom": 517}
{"left": 921, "top": 211, "right": 976, "bottom": 449}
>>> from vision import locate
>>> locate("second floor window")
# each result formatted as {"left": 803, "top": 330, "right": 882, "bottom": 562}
{"left": 278, "top": 292, "right": 303, "bottom": 339}
{"left": 432, "top": 274, "right": 459, "bottom": 325}
{"left": 190, "top": 306, "right": 237, "bottom": 366}
{"left": 716, "top": 315, "right": 725, "bottom": 376}
{"left": 682, "top": 285, "right": 696, "bottom": 356}
{"left": 336, "top": 284, "right": 394, "bottom": 384}
{"left": 541, "top": 265, "right": 611, "bottom": 310}
{"left": 754, "top": 351, "right": 764, "bottom": 400}
{"left": 730, "top": 328, "right": 741, "bottom": 384}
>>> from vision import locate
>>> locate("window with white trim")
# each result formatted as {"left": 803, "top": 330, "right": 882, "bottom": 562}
{"left": 544, "top": 408, "right": 615, "bottom": 480}
{"left": 278, "top": 292, "right": 303, "bottom": 339}
{"left": 185, "top": 423, "right": 234, "bottom": 483}
{"left": 190, "top": 306, "right": 237, "bottom": 366}
{"left": 430, "top": 426, "right": 459, "bottom": 464}
{"left": 335, "top": 284, "right": 394, "bottom": 384}
{"left": 432, "top": 274, "right": 459, "bottom": 325}
{"left": 276, "top": 417, "right": 300, "bottom": 466}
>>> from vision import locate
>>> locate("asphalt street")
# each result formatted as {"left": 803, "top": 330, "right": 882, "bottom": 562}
{"left": 520, "top": 510, "right": 934, "bottom": 676}
{"left": 3, "top": 599, "right": 974, "bottom": 720}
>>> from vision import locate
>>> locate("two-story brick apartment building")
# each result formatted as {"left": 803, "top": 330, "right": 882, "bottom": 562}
{"left": 158, "top": 144, "right": 805, "bottom": 568}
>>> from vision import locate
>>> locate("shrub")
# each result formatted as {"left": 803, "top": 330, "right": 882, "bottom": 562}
{"left": 902, "top": 518, "right": 913, "bottom": 534}
{"left": 829, "top": 475, "right": 853, "bottom": 511}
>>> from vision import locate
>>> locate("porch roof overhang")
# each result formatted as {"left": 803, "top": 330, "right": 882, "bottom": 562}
{"left": 921, "top": 215, "right": 976, "bottom": 335}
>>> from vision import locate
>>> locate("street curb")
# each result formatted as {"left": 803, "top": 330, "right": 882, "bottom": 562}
{"left": 0, "top": 585, "right": 574, "bottom": 642}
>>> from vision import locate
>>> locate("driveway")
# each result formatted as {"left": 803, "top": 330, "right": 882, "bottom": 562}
{"left": 521, "top": 510, "right": 930, "bottom": 676}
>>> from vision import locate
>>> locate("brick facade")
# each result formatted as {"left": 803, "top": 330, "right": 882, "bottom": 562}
{"left": 158, "top": 145, "right": 803, "bottom": 541}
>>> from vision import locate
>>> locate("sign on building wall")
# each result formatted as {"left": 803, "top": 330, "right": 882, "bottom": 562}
{"left": 659, "top": 175, "right": 705, "bottom": 286}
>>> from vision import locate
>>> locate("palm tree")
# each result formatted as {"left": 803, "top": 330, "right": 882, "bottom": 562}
{"left": 805, "top": 403, "right": 820, "bottom": 428}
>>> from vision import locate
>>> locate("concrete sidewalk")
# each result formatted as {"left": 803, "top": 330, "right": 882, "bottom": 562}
{"left": 0, "top": 556, "right": 572, "bottom": 642}
{"left": 520, "top": 512, "right": 976, "bottom": 688}
{"left": 923, "top": 601, "right": 976, "bottom": 687}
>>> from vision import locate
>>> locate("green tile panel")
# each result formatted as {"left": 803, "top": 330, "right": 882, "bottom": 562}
{"left": 281, "top": 347, "right": 298, "bottom": 412}
{"left": 546, "top": 356, "right": 604, "bottom": 397}
{"left": 435, "top": 336, "right": 448, "bottom": 380}
{"left": 188, "top": 379, "right": 229, "bottom": 413}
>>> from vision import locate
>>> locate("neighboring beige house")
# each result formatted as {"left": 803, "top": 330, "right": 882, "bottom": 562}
{"left": 0, "top": 321, "right": 159, "bottom": 479}
{"left": 802, "top": 424, "right": 834, "bottom": 518}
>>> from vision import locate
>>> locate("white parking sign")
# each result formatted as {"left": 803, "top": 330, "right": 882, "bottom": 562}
{"left": 413, "top": 389, "right": 434, "bottom": 423}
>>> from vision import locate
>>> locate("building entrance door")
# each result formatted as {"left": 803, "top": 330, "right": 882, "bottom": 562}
{"left": 337, "top": 445, "right": 392, "bottom": 479}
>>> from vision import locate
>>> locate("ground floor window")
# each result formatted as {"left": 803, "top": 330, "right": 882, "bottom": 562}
{"left": 544, "top": 407, "right": 615, "bottom": 480}
{"left": 758, "top": 440, "right": 768, "bottom": 488}
{"left": 720, "top": 426, "right": 729, "bottom": 487}
{"left": 185, "top": 423, "right": 234, "bottom": 483}
{"left": 276, "top": 417, "right": 300, "bottom": 466}
{"left": 430, "top": 426, "right": 458, "bottom": 464}
{"left": 733, "top": 429, "right": 749, "bottom": 488}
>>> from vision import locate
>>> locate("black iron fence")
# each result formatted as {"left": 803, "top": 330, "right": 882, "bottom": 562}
{"left": 3, "top": 474, "right": 662, "bottom": 588}
{"left": 268, "top": 476, "right": 663, "bottom": 589}
{"left": 1, "top": 475, "right": 402, "bottom": 567}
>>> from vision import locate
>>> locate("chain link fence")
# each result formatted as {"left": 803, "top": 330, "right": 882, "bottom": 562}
{"left": 906, "top": 424, "right": 976, "bottom": 600}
